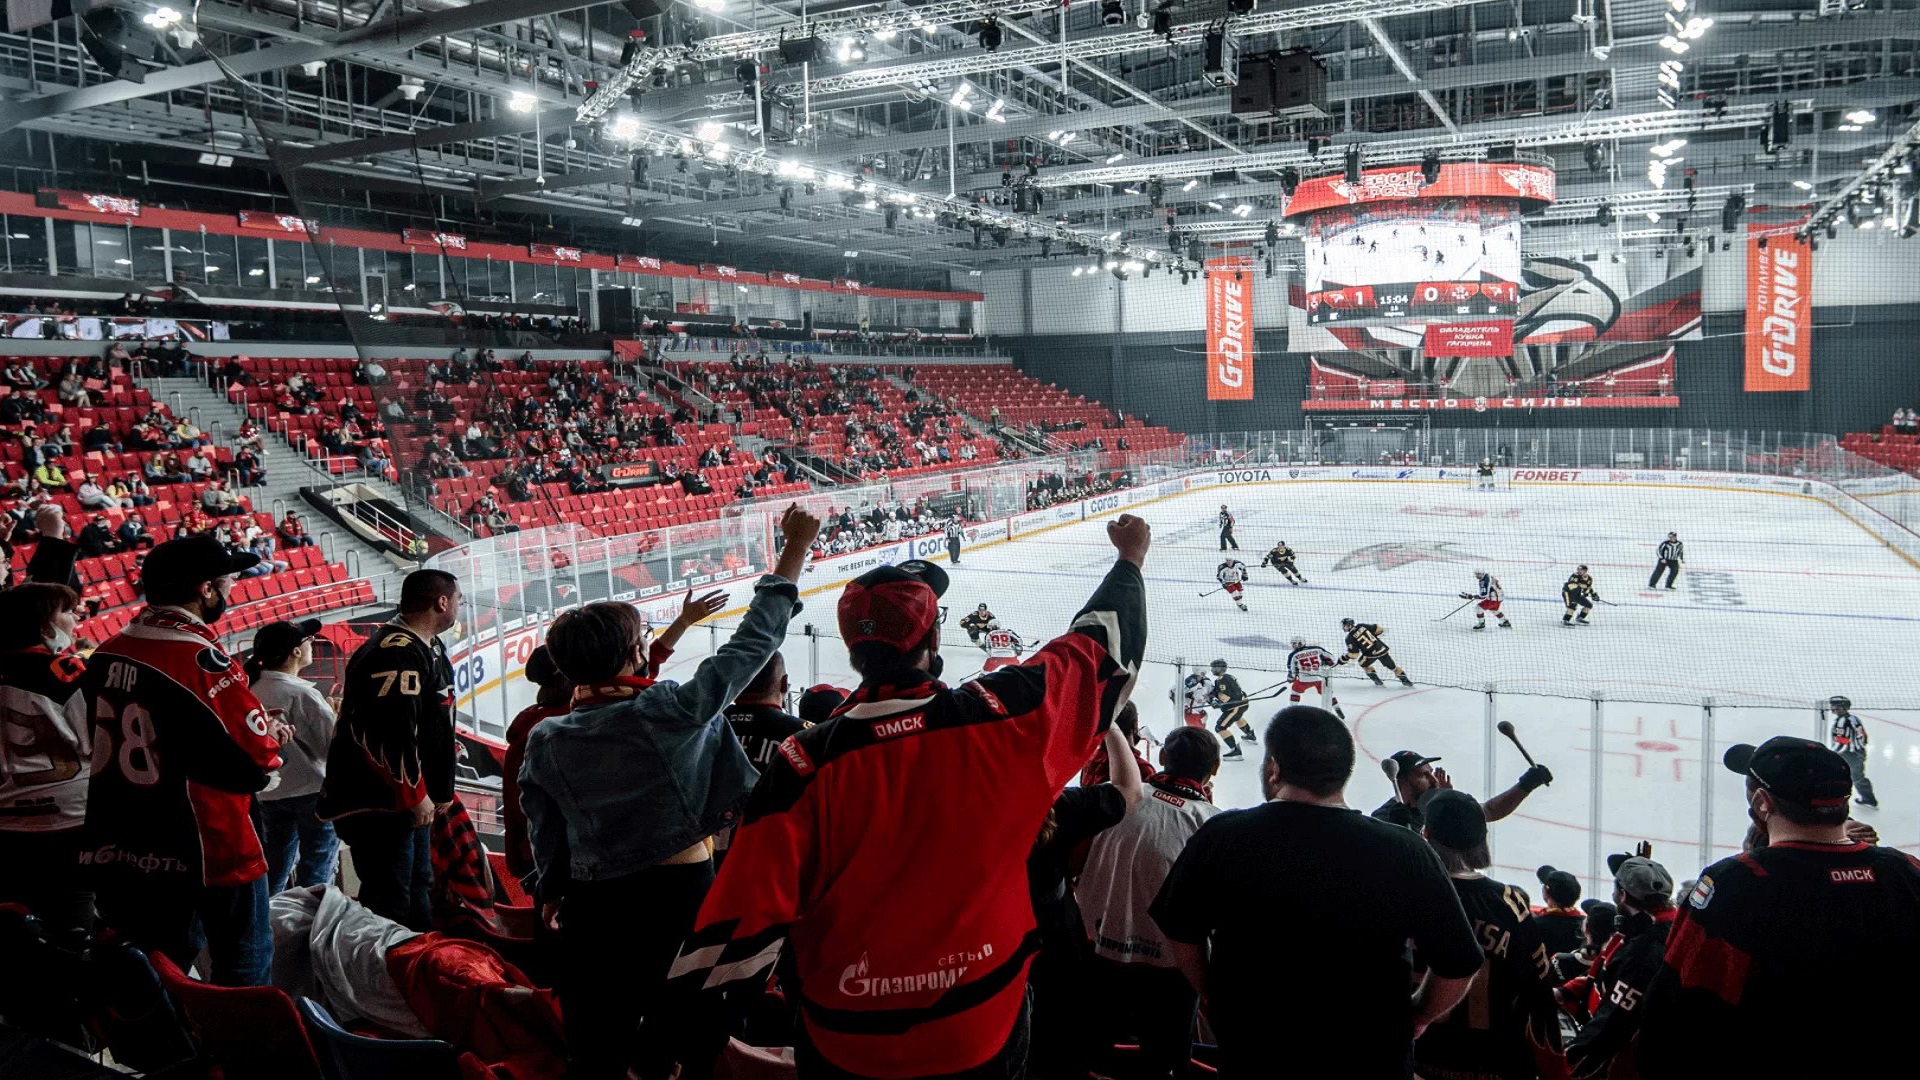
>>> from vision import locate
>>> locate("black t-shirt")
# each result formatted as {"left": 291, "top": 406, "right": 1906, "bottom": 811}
{"left": 1415, "top": 876, "right": 1562, "bottom": 1080}
{"left": 723, "top": 702, "right": 807, "bottom": 771}
{"left": 1373, "top": 796, "right": 1422, "bottom": 832}
{"left": 1534, "top": 908, "right": 1587, "bottom": 957}
{"left": 1150, "top": 801, "right": 1483, "bottom": 1079}
{"left": 1028, "top": 783, "right": 1126, "bottom": 949}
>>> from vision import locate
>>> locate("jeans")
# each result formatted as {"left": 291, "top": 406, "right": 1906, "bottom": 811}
{"left": 96, "top": 875, "right": 271, "bottom": 987}
{"left": 558, "top": 861, "right": 724, "bottom": 1080}
{"left": 334, "top": 814, "right": 431, "bottom": 931}
{"left": 259, "top": 794, "right": 339, "bottom": 894}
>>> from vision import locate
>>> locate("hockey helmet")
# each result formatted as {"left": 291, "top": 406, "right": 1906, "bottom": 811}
{"left": 1209, "top": 659, "right": 1229, "bottom": 674}
{"left": 1290, "top": 636, "right": 1307, "bottom": 648}
{"left": 976, "top": 603, "right": 989, "bottom": 612}
{"left": 1185, "top": 672, "right": 1206, "bottom": 686}
{"left": 1830, "top": 695, "right": 1852, "bottom": 711}
{"left": 1341, "top": 617, "right": 1356, "bottom": 628}
{"left": 1576, "top": 564, "right": 1589, "bottom": 573}
{"left": 1475, "top": 568, "right": 1490, "bottom": 579}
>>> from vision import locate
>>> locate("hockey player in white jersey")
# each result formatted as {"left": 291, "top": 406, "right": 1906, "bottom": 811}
{"left": 1461, "top": 569, "right": 1513, "bottom": 630}
{"left": 1216, "top": 558, "right": 1250, "bottom": 612}
{"left": 1170, "top": 671, "right": 1211, "bottom": 728}
{"left": 979, "top": 621, "right": 1025, "bottom": 672}
{"left": 1285, "top": 636, "right": 1344, "bottom": 719}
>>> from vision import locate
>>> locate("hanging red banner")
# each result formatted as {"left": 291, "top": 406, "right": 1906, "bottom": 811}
{"left": 1744, "top": 233, "right": 1812, "bottom": 392}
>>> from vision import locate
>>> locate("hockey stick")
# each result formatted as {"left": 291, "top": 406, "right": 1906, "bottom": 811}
{"left": 1595, "top": 597, "right": 1621, "bottom": 607}
{"left": 1196, "top": 586, "right": 1227, "bottom": 598}
{"left": 1434, "top": 598, "right": 1476, "bottom": 622}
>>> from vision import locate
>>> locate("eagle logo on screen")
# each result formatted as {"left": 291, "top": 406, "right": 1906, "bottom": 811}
{"left": 1514, "top": 258, "right": 1621, "bottom": 342}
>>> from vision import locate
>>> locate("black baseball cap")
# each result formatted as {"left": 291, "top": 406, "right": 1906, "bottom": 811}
{"left": 251, "top": 619, "right": 321, "bottom": 666}
{"left": 1388, "top": 750, "right": 1441, "bottom": 775}
{"left": 1723, "top": 736, "right": 1853, "bottom": 810}
{"left": 1537, "top": 865, "right": 1582, "bottom": 906}
{"left": 525, "top": 644, "right": 564, "bottom": 688}
{"left": 1421, "top": 789, "right": 1487, "bottom": 849}
{"left": 141, "top": 534, "right": 260, "bottom": 596}
{"left": 1606, "top": 853, "right": 1675, "bottom": 904}
{"left": 1579, "top": 900, "right": 1618, "bottom": 939}
{"left": 798, "top": 684, "right": 847, "bottom": 725}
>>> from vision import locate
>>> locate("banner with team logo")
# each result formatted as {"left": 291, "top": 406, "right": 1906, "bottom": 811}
{"left": 1205, "top": 256, "right": 1255, "bottom": 401}
{"left": 1744, "top": 233, "right": 1812, "bottom": 392}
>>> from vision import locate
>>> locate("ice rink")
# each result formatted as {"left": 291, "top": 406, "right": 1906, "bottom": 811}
{"left": 497, "top": 478, "right": 1920, "bottom": 895}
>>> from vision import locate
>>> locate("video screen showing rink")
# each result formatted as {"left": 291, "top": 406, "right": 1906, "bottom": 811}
{"left": 452, "top": 471, "right": 1920, "bottom": 893}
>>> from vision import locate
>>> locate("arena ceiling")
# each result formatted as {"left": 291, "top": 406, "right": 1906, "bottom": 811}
{"left": 1, "top": 0, "right": 1916, "bottom": 282}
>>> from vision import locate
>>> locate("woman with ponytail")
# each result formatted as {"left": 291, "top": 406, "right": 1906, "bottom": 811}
{"left": 248, "top": 619, "right": 339, "bottom": 893}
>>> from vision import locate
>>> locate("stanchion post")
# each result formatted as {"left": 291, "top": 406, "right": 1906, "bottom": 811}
{"left": 1700, "top": 697, "right": 1716, "bottom": 872}
{"left": 1589, "top": 691, "right": 1605, "bottom": 895}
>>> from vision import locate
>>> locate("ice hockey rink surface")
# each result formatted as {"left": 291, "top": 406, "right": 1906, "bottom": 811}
{"left": 531, "top": 479, "right": 1920, "bottom": 895}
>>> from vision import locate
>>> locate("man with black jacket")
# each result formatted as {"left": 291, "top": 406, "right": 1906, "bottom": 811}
{"left": 670, "top": 516, "right": 1151, "bottom": 1080}
{"left": 1648, "top": 531, "right": 1683, "bottom": 589}
{"left": 724, "top": 652, "right": 807, "bottom": 772}
{"left": 317, "top": 569, "right": 460, "bottom": 930}
{"left": 1564, "top": 849, "right": 1676, "bottom": 1079}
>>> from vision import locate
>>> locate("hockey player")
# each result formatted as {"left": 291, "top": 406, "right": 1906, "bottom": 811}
{"left": 1337, "top": 618, "right": 1414, "bottom": 687}
{"left": 1476, "top": 458, "right": 1498, "bottom": 491}
{"left": 1260, "top": 540, "right": 1307, "bottom": 584}
{"left": 979, "top": 622, "right": 1025, "bottom": 672}
{"left": 1827, "top": 695, "right": 1878, "bottom": 807}
{"left": 1461, "top": 570, "right": 1512, "bottom": 631}
{"left": 1217, "top": 505, "right": 1239, "bottom": 551}
{"left": 1206, "top": 659, "right": 1258, "bottom": 760}
{"left": 958, "top": 603, "right": 995, "bottom": 645}
{"left": 1216, "top": 558, "right": 1250, "bottom": 612}
{"left": 944, "top": 517, "right": 964, "bottom": 566}
{"left": 1170, "top": 671, "right": 1210, "bottom": 728}
{"left": 1562, "top": 566, "right": 1599, "bottom": 626}
{"left": 1285, "top": 636, "right": 1343, "bottom": 719}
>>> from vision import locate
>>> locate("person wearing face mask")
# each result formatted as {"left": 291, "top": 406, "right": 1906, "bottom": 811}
{"left": 317, "top": 569, "right": 462, "bottom": 932}
{"left": 519, "top": 507, "right": 818, "bottom": 1080}
{"left": 80, "top": 534, "right": 289, "bottom": 985}
{"left": 667, "top": 515, "right": 1149, "bottom": 1080}
{"left": 1632, "top": 738, "right": 1920, "bottom": 1078}
{"left": 0, "top": 583, "right": 93, "bottom": 933}
{"left": 245, "top": 620, "right": 339, "bottom": 894}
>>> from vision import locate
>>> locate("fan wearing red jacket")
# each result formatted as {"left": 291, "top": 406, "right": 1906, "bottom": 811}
{"left": 670, "top": 515, "right": 1151, "bottom": 1079}
{"left": 80, "top": 535, "right": 287, "bottom": 986}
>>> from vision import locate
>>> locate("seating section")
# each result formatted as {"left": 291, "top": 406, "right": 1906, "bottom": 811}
{"left": 1842, "top": 426, "right": 1920, "bottom": 474}
{"left": 909, "top": 365, "right": 1184, "bottom": 452}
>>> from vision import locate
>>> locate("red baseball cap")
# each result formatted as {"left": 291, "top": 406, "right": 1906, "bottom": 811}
{"left": 838, "top": 560, "right": 950, "bottom": 649}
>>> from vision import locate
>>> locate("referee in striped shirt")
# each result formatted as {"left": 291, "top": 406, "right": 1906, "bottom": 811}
{"left": 1648, "top": 532, "right": 1683, "bottom": 589}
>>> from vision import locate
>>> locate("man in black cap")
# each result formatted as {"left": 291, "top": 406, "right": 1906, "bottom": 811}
{"left": 1415, "top": 790, "right": 1564, "bottom": 1080}
{"left": 1533, "top": 865, "right": 1587, "bottom": 956}
{"left": 671, "top": 515, "right": 1150, "bottom": 1080}
{"left": 1373, "top": 749, "right": 1552, "bottom": 831}
{"left": 80, "top": 534, "right": 290, "bottom": 985}
{"left": 1633, "top": 737, "right": 1920, "bottom": 1077}
{"left": 1564, "top": 847, "right": 1676, "bottom": 1079}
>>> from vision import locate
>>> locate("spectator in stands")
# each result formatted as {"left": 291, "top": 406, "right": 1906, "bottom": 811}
{"left": 201, "top": 480, "right": 243, "bottom": 518}
{"left": 145, "top": 450, "right": 186, "bottom": 484}
{"left": 246, "top": 532, "right": 288, "bottom": 576}
{"left": 173, "top": 417, "right": 208, "bottom": 448}
{"left": 1150, "top": 706, "right": 1483, "bottom": 1079}
{"left": 521, "top": 508, "right": 818, "bottom": 1080}
{"left": 1414, "top": 791, "right": 1565, "bottom": 1079}
{"left": 1562, "top": 849, "right": 1676, "bottom": 1078}
{"left": 1534, "top": 865, "right": 1588, "bottom": 956}
{"left": 279, "top": 511, "right": 312, "bottom": 549}
{"left": 187, "top": 447, "right": 215, "bottom": 482}
{"left": 502, "top": 645, "right": 571, "bottom": 887}
{"left": 1073, "top": 721, "right": 1214, "bottom": 1078}
{"left": 76, "top": 514, "right": 122, "bottom": 558}
{"left": 1633, "top": 739, "right": 1920, "bottom": 1076}
{"left": 670, "top": 515, "right": 1147, "bottom": 1080}
{"left": 362, "top": 358, "right": 388, "bottom": 384}
{"left": 2, "top": 359, "right": 43, "bottom": 390}
{"left": 81, "top": 422, "right": 118, "bottom": 454}
{"left": 231, "top": 447, "right": 264, "bottom": 488}
{"left": 82, "top": 534, "right": 289, "bottom": 985}
{"left": 31, "top": 458, "right": 68, "bottom": 492}
{"left": 76, "top": 475, "right": 123, "bottom": 511}
{"left": 0, "top": 577, "right": 92, "bottom": 933}
{"left": 1373, "top": 749, "right": 1551, "bottom": 831}
{"left": 55, "top": 369, "right": 91, "bottom": 408}
{"left": 245, "top": 619, "right": 338, "bottom": 894}
{"left": 317, "top": 570, "right": 460, "bottom": 931}
{"left": 116, "top": 512, "right": 153, "bottom": 551}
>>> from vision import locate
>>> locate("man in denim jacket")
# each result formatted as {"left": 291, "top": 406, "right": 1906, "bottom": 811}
{"left": 520, "top": 505, "right": 821, "bottom": 1080}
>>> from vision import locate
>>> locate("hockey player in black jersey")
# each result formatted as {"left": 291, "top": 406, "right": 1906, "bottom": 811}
{"left": 1337, "top": 618, "right": 1414, "bottom": 687}
{"left": 1260, "top": 540, "right": 1307, "bottom": 584}
{"left": 1206, "top": 659, "right": 1258, "bottom": 760}
{"left": 958, "top": 603, "right": 995, "bottom": 645}
{"left": 1562, "top": 566, "right": 1599, "bottom": 626}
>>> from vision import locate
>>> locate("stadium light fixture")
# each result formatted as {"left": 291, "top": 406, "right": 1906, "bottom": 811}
{"left": 141, "top": 6, "right": 183, "bottom": 29}
{"left": 949, "top": 84, "right": 975, "bottom": 110}
{"left": 1206, "top": 201, "right": 1223, "bottom": 211}
{"left": 1659, "top": 36, "right": 1689, "bottom": 53}
{"left": 1106, "top": 152, "right": 1125, "bottom": 164}
{"left": 508, "top": 91, "right": 537, "bottom": 113}
{"left": 1845, "top": 109, "right": 1878, "bottom": 125}
{"left": 985, "top": 98, "right": 1007, "bottom": 122}
{"left": 693, "top": 0, "right": 725, "bottom": 10}
{"left": 1182, "top": 179, "right": 1199, "bottom": 191}
{"left": 609, "top": 114, "right": 641, "bottom": 141}
{"left": 1793, "top": 179, "right": 1813, "bottom": 191}
{"left": 695, "top": 121, "right": 725, "bottom": 140}
{"left": 1232, "top": 204, "right": 1252, "bottom": 217}
{"left": 305, "top": 275, "right": 322, "bottom": 284}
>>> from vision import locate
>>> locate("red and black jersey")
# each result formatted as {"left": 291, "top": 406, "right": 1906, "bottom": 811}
{"left": 0, "top": 645, "right": 91, "bottom": 831}
{"left": 1634, "top": 841, "right": 1920, "bottom": 1078}
{"left": 1565, "top": 908, "right": 1675, "bottom": 1079}
{"left": 669, "top": 560, "right": 1145, "bottom": 1079}
{"left": 318, "top": 622, "right": 456, "bottom": 821}
{"left": 80, "top": 607, "right": 281, "bottom": 888}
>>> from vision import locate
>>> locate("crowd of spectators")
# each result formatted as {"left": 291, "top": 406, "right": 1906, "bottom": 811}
{"left": 1026, "top": 468, "right": 1133, "bottom": 511}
